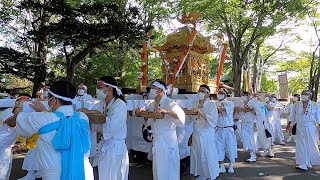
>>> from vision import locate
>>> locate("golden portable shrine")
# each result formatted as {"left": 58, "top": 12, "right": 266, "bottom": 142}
{"left": 154, "top": 27, "right": 217, "bottom": 92}
{"left": 140, "top": 12, "right": 228, "bottom": 94}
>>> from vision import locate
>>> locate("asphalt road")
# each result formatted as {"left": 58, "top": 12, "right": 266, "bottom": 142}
{"left": 9, "top": 119, "right": 320, "bottom": 180}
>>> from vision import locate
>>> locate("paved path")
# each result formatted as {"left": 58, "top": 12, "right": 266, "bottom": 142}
{"left": 10, "top": 119, "right": 320, "bottom": 180}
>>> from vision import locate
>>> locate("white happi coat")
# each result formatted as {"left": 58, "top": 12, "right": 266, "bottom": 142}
{"left": 189, "top": 98, "right": 219, "bottom": 179}
{"left": 16, "top": 105, "right": 94, "bottom": 180}
{"left": 247, "top": 99, "right": 271, "bottom": 150}
{"left": 290, "top": 100, "right": 320, "bottom": 166}
{"left": 269, "top": 101, "right": 285, "bottom": 143}
{"left": 145, "top": 95, "right": 185, "bottom": 180}
{"left": 216, "top": 99, "right": 237, "bottom": 162}
{"left": 96, "top": 98, "right": 129, "bottom": 180}
{"left": 0, "top": 108, "right": 16, "bottom": 180}
{"left": 237, "top": 103, "right": 256, "bottom": 152}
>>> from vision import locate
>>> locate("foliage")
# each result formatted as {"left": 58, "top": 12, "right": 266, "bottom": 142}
{"left": 260, "top": 73, "right": 279, "bottom": 93}
{"left": 276, "top": 51, "right": 311, "bottom": 93}
{"left": 177, "top": 0, "right": 311, "bottom": 95}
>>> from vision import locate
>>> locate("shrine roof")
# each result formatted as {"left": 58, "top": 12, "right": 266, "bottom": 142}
{"left": 153, "top": 26, "right": 217, "bottom": 54}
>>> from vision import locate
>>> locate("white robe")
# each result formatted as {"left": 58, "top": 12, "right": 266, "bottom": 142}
{"left": 237, "top": 104, "right": 256, "bottom": 152}
{"left": 216, "top": 99, "right": 237, "bottom": 163}
{"left": 97, "top": 98, "right": 129, "bottom": 180}
{"left": 265, "top": 101, "right": 276, "bottom": 142}
{"left": 0, "top": 108, "right": 16, "bottom": 180}
{"left": 73, "top": 94, "right": 98, "bottom": 160}
{"left": 22, "top": 148, "right": 39, "bottom": 171}
{"left": 247, "top": 100, "right": 271, "bottom": 150}
{"left": 189, "top": 98, "right": 219, "bottom": 179}
{"left": 290, "top": 100, "right": 320, "bottom": 166}
{"left": 270, "top": 101, "right": 285, "bottom": 143}
{"left": 16, "top": 105, "right": 94, "bottom": 180}
{"left": 146, "top": 95, "right": 185, "bottom": 180}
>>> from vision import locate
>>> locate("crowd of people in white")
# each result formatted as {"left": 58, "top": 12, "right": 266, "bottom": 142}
{"left": 0, "top": 77, "right": 320, "bottom": 180}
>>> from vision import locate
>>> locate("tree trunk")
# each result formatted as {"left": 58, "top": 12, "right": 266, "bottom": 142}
{"left": 232, "top": 52, "right": 244, "bottom": 96}
{"left": 256, "top": 54, "right": 264, "bottom": 92}
{"left": 31, "top": 11, "right": 49, "bottom": 97}
{"left": 312, "top": 48, "right": 320, "bottom": 102}
{"left": 252, "top": 43, "right": 261, "bottom": 93}
{"left": 66, "top": 62, "right": 76, "bottom": 83}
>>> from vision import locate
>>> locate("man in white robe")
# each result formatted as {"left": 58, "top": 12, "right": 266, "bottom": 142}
{"left": 135, "top": 80, "right": 185, "bottom": 180}
{"left": 216, "top": 90, "right": 237, "bottom": 173}
{"left": 269, "top": 94, "right": 285, "bottom": 145}
{"left": 0, "top": 94, "right": 32, "bottom": 180}
{"left": 264, "top": 94, "right": 276, "bottom": 145}
{"left": 189, "top": 85, "right": 219, "bottom": 180}
{"left": 283, "top": 94, "right": 300, "bottom": 142}
{"left": 73, "top": 83, "right": 98, "bottom": 167}
{"left": 235, "top": 92, "right": 257, "bottom": 162}
{"left": 247, "top": 94, "right": 274, "bottom": 158}
{"left": 6, "top": 81, "right": 94, "bottom": 180}
{"left": 74, "top": 83, "right": 93, "bottom": 101}
{"left": 286, "top": 90, "right": 320, "bottom": 171}
{"left": 83, "top": 76, "right": 129, "bottom": 180}
{"left": 0, "top": 105, "right": 16, "bottom": 180}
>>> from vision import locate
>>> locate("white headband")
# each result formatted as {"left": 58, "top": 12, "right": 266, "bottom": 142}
{"left": 103, "top": 82, "right": 122, "bottom": 96}
{"left": 80, "top": 85, "right": 88, "bottom": 90}
{"left": 48, "top": 89, "right": 73, "bottom": 102}
{"left": 16, "top": 96, "right": 32, "bottom": 101}
{"left": 152, "top": 81, "right": 166, "bottom": 91}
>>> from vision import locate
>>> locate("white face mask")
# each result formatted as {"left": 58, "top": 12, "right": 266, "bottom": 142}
{"left": 293, "top": 97, "right": 299, "bottom": 102}
{"left": 265, "top": 97, "right": 270, "bottom": 102}
{"left": 48, "top": 97, "right": 55, "bottom": 112}
{"left": 241, "top": 96, "right": 248, "bottom": 102}
{"left": 148, "top": 89, "right": 159, "bottom": 99}
{"left": 217, "top": 94, "right": 225, "bottom": 100}
{"left": 43, "top": 91, "right": 49, "bottom": 98}
{"left": 96, "top": 89, "right": 107, "bottom": 99}
{"left": 78, "top": 89, "right": 85, "bottom": 96}
{"left": 301, "top": 95, "right": 309, "bottom": 101}
{"left": 271, "top": 97, "right": 277, "bottom": 102}
{"left": 197, "top": 92, "right": 206, "bottom": 100}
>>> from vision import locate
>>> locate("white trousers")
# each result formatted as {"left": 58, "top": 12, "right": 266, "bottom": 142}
{"left": 0, "top": 146, "right": 12, "bottom": 180}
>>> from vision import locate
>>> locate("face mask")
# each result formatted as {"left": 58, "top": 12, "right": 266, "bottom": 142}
{"left": 241, "top": 96, "right": 248, "bottom": 102}
{"left": 301, "top": 95, "right": 309, "bottom": 101}
{"left": 78, "top": 89, "right": 85, "bottom": 96}
{"left": 48, "top": 97, "right": 55, "bottom": 111}
{"left": 217, "top": 94, "right": 225, "bottom": 100}
{"left": 293, "top": 97, "right": 299, "bottom": 102}
{"left": 148, "top": 89, "right": 158, "bottom": 99}
{"left": 271, "top": 98, "right": 277, "bottom": 102}
{"left": 96, "top": 89, "right": 107, "bottom": 99}
{"left": 265, "top": 97, "right": 270, "bottom": 102}
{"left": 197, "top": 92, "right": 206, "bottom": 100}
{"left": 43, "top": 91, "right": 49, "bottom": 98}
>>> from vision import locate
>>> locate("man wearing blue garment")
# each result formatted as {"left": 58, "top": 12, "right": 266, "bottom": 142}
{"left": 6, "top": 81, "right": 94, "bottom": 180}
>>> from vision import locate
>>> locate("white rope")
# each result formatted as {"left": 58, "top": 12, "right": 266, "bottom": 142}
{"left": 48, "top": 89, "right": 73, "bottom": 102}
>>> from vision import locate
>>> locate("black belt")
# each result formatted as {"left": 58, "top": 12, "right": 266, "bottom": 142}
{"left": 217, "top": 126, "right": 233, "bottom": 128}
